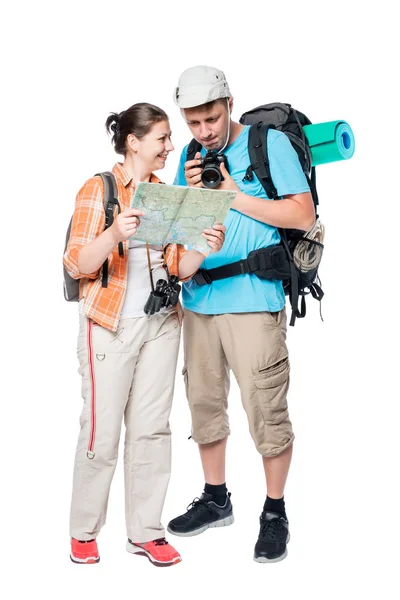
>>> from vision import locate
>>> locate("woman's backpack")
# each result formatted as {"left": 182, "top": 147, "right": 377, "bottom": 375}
{"left": 63, "top": 171, "right": 123, "bottom": 301}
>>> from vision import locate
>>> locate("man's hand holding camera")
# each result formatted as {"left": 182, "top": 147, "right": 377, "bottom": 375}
{"left": 216, "top": 162, "right": 240, "bottom": 193}
{"left": 184, "top": 151, "right": 204, "bottom": 188}
{"left": 185, "top": 152, "right": 239, "bottom": 193}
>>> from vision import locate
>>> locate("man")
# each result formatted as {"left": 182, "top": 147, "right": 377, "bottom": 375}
{"left": 167, "top": 66, "right": 315, "bottom": 562}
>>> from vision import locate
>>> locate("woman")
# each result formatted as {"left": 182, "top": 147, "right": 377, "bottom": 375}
{"left": 64, "top": 103, "right": 225, "bottom": 567}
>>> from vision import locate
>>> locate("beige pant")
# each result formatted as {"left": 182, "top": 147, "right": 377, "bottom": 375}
{"left": 182, "top": 309, "right": 294, "bottom": 457}
{"left": 70, "top": 310, "right": 181, "bottom": 543}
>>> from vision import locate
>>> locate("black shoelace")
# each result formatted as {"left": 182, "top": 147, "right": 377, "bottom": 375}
{"left": 260, "top": 516, "right": 286, "bottom": 540}
{"left": 154, "top": 538, "right": 169, "bottom": 546}
{"left": 186, "top": 496, "right": 211, "bottom": 514}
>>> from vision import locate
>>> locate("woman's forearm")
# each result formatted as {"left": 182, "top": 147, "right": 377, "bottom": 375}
{"left": 178, "top": 249, "right": 206, "bottom": 280}
{"left": 77, "top": 228, "right": 118, "bottom": 275}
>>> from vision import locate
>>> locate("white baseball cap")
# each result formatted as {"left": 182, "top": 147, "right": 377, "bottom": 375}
{"left": 173, "top": 65, "right": 231, "bottom": 109}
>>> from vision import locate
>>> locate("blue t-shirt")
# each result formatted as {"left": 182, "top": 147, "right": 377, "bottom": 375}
{"left": 174, "top": 126, "right": 310, "bottom": 314}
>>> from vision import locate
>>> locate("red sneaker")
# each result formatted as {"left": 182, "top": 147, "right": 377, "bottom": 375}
{"left": 127, "top": 537, "right": 181, "bottom": 567}
{"left": 70, "top": 538, "right": 100, "bottom": 564}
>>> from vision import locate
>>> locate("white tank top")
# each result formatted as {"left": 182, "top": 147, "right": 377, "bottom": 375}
{"left": 120, "top": 240, "right": 169, "bottom": 317}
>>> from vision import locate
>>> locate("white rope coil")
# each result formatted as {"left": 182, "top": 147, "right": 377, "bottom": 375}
{"left": 293, "top": 218, "right": 325, "bottom": 273}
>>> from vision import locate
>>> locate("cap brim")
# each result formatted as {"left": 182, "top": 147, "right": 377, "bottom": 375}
{"left": 175, "top": 93, "right": 216, "bottom": 109}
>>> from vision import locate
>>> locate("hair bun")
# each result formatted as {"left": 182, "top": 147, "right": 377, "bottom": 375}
{"left": 110, "top": 118, "right": 120, "bottom": 135}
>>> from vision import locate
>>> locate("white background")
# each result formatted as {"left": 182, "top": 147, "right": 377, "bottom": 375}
{"left": 2, "top": 1, "right": 399, "bottom": 598}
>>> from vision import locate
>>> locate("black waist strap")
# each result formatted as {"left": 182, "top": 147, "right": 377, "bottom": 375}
{"left": 193, "top": 245, "right": 291, "bottom": 285}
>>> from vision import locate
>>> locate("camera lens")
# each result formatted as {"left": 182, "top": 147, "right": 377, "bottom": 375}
{"left": 201, "top": 166, "right": 222, "bottom": 188}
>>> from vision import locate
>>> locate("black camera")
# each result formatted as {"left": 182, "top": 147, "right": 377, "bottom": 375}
{"left": 200, "top": 151, "right": 229, "bottom": 188}
{"left": 144, "top": 275, "right": 181, "bottom": 316}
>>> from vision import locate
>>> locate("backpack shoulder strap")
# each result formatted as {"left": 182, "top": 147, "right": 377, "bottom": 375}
{"left": 247, "top": 126, "right": 318, "bottom": 325}
{"left": 94, "top": 171, "right": 124, "bottom": 288}
{"left": 95, "top": 171, "right": 119, "bottom": 219}
{"left": 247, "top": 123, "right": 278, "bottom": 200}
{"left": 306, "top": 166, "right": 319, "bottom": 209}
{"left": 186, "top": 138, "right": 203, "bottom": 161}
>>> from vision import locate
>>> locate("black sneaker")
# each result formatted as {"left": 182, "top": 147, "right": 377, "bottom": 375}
{"left": 254, "top": 511, "right": 290, "bottom": 563}
{"left": 167, "top": 492, "right": 234, "bottom": 537}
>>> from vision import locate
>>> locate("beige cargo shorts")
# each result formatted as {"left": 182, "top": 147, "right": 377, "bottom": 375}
{"left": 182, "top": 308, "right": 294, "bottom": 457}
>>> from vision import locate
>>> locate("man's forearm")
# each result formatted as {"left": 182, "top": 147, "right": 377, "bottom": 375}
{"left": 178, "top": 249, "right": 206, "bottom": 280}
{"left": 232, "top": 191, "right": 315, "bottom": 231}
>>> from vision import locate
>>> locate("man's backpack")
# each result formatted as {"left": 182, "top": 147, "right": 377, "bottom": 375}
{"left": 187, "top": 102, "right": 325, "bottom": 326}
{"left": 63, "top": 171, "right": 124, "bottom": 302}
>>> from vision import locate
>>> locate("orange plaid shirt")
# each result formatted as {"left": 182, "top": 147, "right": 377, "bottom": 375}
{"left": 64, "top": 163, "right": 187, "bottom": 331}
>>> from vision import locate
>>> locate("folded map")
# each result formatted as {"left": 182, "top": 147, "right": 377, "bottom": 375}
{"left": 130, "top": 182, "right": 236, "bottom": 255}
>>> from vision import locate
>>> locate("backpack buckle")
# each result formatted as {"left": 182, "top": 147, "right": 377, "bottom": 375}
{"left": 193, "top": 269, "right": 212, "bottom": 286}
{"left": 243, "top": 165, "right": 254, "bottom": 182}
{"left": 247, "top": 252, "right": 260, "bottom": 272}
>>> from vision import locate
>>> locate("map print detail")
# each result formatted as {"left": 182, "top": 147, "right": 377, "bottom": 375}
{"left": 130, "top": 183, "right": 236, "bottom": 254}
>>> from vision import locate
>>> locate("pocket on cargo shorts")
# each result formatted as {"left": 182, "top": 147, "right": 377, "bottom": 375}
{"left": 182, "top": 366, "right": 189, "bottom": 399}
{"left": 254, "top": 358, "right": 290, "bottom": 425}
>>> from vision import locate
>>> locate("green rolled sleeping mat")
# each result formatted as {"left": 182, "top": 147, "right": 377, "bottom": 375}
{"left": 303, "top": 120, "right": 355, "bottom": 166}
